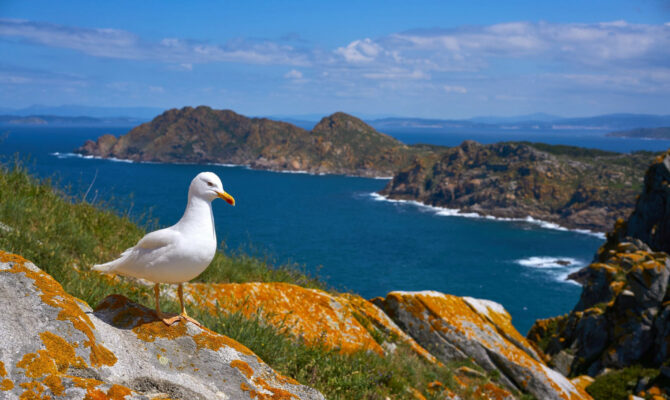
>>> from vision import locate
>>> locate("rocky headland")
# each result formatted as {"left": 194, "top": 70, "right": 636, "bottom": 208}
{"left": 380, "top": 140, "right": 654, "bottom": 232}
{"left": 75, "top": 106, "right": 431, "bottom": 178}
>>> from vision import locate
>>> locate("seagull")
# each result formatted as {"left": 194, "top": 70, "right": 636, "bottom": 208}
{"left": 93, "top": 172, "right": 235, "bottom": 326}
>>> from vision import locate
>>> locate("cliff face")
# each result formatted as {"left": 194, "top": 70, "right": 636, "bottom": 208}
{"left": 75, "top": 107, "right": 423, "bottom": 177}
{"left": 380, "top": 140, "right": 653, "bottom": 232}
{"left": 0, "top": 252, "right": 324, "bottom": 400}
{"left": 527, "top": 150, "right": 670, "bottom": 398}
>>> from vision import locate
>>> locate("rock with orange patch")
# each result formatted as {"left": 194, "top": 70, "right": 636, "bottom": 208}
{"left": 0, "top": 252, "right": 142, "bottom": 399}
{"left": 377, "top": 291, "right": 591, "bottom": 400}
{"left": 339, "top": 293, "right": 438, "bottom": 363}
{"left": 0, "top": 251, "right": 324, "bottom": 400}
{"left": 184, "top": 282, "right": 383, "bottom": 355}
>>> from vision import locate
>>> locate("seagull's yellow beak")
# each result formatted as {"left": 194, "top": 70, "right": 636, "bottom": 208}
{"left": 217, "top": 191, "right": 235, "bottom": 206}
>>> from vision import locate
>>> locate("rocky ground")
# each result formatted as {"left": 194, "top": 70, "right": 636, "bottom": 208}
{"left": 0, "top": 250, "right": 592, "bottom": 400}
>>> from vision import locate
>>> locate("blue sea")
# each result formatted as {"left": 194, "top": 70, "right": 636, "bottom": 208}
{"left": 2, "top": 125, "right": 670, "bottom": 334}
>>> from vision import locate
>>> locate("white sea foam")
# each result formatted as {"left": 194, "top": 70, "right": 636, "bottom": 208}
{"left": 514, "top": 256, "right": 585, "bottom": 286}
{"left": 370, "top": 192, "right": 606, "bottom": 239}
{"left": 51, "top": 152, "right": 135, "bottom": 163}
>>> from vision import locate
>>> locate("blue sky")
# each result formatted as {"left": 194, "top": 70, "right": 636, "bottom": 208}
{"left": 1, "top": 0, "right": 669, "bottom": 118}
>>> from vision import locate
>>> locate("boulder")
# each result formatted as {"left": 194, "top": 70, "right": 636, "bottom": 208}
{"left": 184, "top": 282, "right": 385, "bottom": 356}
{"left": 376, "top": 290, "right": 590, "bottom": 400}
{"left": 0, "top": 251, "right": 324, "bottom": 400}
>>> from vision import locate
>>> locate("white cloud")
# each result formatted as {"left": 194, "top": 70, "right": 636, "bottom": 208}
{"left": 443, "top": 85, "right": 467, "bottom": 94}
{"left": 335, "top": 38, "right": 382, "bottom": 63}
{"left": 284, "top": 69, "right": 303, "bottom": 79}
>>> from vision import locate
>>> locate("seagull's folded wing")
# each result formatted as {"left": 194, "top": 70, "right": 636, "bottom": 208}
{"left": 136, "top": 228, "right": 180, "bottom": 250}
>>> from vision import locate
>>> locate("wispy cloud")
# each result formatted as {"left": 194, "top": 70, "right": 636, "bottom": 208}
{"left": 0, "top": 19, "right": 310, "bottom": 66}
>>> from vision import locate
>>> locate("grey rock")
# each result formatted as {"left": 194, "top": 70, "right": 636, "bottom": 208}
{"left": 378, "top": 291, "right": 589, "bottom": 400}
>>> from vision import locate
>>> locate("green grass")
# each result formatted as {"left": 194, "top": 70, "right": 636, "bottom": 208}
{"left": 586, "top": 365, "right": 660, "bottom": 400}
{"left": 0, "top": 160, "right": 508, "bottom": 400}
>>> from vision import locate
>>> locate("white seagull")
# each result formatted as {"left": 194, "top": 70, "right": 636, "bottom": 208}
{"left": 93, "top": 171, "right": 235, "bottom": 326}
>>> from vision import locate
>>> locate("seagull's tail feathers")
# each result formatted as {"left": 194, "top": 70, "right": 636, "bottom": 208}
{"left": 92, "top": 248, "right": 132, "bottom": 273}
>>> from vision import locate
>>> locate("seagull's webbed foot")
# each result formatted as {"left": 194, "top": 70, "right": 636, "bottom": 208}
{"left": 179, "top": 313, "right": 202, "bottom": 327}
{"left": 155, "top": 310, "right": 201, "bottom": 327}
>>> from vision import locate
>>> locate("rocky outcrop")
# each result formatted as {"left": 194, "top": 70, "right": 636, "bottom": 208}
{"left": 380, "top": 140, "right": 654, "bottom": 231}
{"left": 0, "top": 252, "right": 324, "bottom": 400}
{"left": 527, "top": 150, "right": 670, "bottom": 397}
{"left": 373, "top": 291, "right": 590, "bottom": 400}
{"left": 75, "top": 107, "right": 426, "bottom": 177}
{"left": 182, "top": 282, "right": 437, "bottom": 363}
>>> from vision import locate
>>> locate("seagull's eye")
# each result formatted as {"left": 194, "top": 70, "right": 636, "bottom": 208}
{"left": 206, "top": 181, "right": 214, "bottom": 187}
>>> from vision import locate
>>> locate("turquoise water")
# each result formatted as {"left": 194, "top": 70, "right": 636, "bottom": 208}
{"left": 4, "top": 125, "right": 666, "bottom": 333}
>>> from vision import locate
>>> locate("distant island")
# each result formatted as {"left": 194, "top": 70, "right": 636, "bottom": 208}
{"left": 76, "top": 106, "right": 656, "bottom": 231}
{"left": 0, "top": 114, "right": 146, "bottom": 126}
{"left": 607, "top": 127, "right": 670, "bottom": 139}
{"left": 76, "top": 106, "right": 435, "bottom": 177}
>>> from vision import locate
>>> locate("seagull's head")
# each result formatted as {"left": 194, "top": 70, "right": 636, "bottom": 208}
{"left": 190, "top": 172, "right": 235, "bottom": 206}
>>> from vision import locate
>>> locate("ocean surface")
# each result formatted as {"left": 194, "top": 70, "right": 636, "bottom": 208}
{"left": 2, "top": 125, "right": 669, "bottom": 333}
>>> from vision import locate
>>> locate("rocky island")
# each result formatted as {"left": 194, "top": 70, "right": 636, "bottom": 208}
{"left": 75, "top": 106, "right": 431, "bottom": 178}
{"left": 380, "top": 140, "right": 655, "bottom": 232}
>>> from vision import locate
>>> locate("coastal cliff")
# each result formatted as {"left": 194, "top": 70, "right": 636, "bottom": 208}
{"left": 75, "top": 106, "right": 428, "bottom": 177}
{"left": 527, "top": 150, "right": 670, "bottom": 399}
{"left": 380, "top": 140, "right": 654, "bottom": 232}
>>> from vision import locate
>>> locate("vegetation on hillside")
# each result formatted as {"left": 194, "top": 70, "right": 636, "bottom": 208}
{"left": 0, "top": 160, "right": 505, "bottom": 399}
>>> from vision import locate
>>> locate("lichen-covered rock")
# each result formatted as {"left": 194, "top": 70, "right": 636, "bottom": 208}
{"left": 337, "top": 293, "right": 438, "bottom": 363}
{"left": 0, "top": 251, "right": 324, "bottom": 400}
{"left": 530, "top": 240, "right": 670, "bottom": 377}
{"left": 185, "top": 282, "right": 383, "bottom": 355}
{"left": 376, "top": 290, "right": 590, "bottom": 400}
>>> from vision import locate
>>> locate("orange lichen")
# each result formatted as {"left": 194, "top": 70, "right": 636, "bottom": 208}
{"left": 40, "top": 331, "right": 86, "bottom": 372}
{"left": 18, "top": 381, "right": 49, "bottom": 400}
{"left": 230, "top": 359, "right": 254, "bottom": 379}
{"left": 106, "top": 384, "right": 132, "bottom": 399}
{"left": 4, "top": 254, "right": 116, "bottom": 368}
{"left": 192, "top": 331, "right": 254, "bottom": 356}
{"left": 17, "top": 351, "right": 58, "bottom": 378}
{"left": 410, "top": 388, "right": 427, "bottom": 400}
{"left": 42, "top": 374, "right": 65, "bottom": 395}
{"left": 84, "top": 388, "right": 109, "bottom": 400}
{"left": 473, "top": 382, "right": 514, "bottom": 400}
{"left": 71, "top": 376, "right": 103, "bottom": 390}
{"left": 132, "top": 320, "right": 188, "bottom": 342}
{"left": 1, "top": 379, "right": 14, "bottom": 391}
{"left": 186, "top": 282, "right": 383, "bottom": 355}
{"left": 0, "top": 361, "right": 6, "bottom": 377}
{"left": 252, "top": 378, "right": 298, "bottom": 400}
